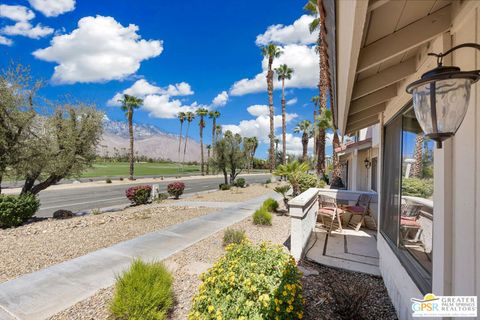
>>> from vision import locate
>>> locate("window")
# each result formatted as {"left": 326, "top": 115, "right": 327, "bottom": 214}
{"left": 371, "top": 157, "right": 377, "bottom": 192}
{"left": 380, "top": 105, "right": 434, "bottom": 294}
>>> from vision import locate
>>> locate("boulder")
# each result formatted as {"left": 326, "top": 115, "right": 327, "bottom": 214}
{"left": 53, "top": 209, "right": 75, "bottom": 219}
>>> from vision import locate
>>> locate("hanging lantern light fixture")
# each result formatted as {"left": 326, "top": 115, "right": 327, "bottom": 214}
{"left": 406, "top": 43, "right": 480, "bottom": 148}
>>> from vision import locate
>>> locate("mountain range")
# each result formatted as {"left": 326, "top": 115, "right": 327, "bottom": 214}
{"left": 98, "top": 119, "right": 203, "bottom": 162}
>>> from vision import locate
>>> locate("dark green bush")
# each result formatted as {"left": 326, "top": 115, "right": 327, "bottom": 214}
{"left": 234, "top": 177, "right": 246, "bottom": 188}
{"left": 402, "top": 178, "right": 433, "bottom": 199}
{"left": 219, "top": 183, "right": 231, "bottom": 190}
{"left": 265, "top": 178, "right": 272, "bottom": 184}
{"left": 111, "top": 259, "right": 173, "bottom": 320}
{"left": 156, "top": 193, "right": 169, "bottom": 202}
{"left": 298, "top": 173, "right": 318, "bottom": 193}
{"left": 0, "top": 194, "right": 40, "bottom": 228}
{"left": 262, "top": 198, "right": 279, "bottom": 212}
{"left": 252, "top": 207, "right": 272, "bottom": 225}
{"left": 317, "top": 180, "right": 326, "bottom": 188}
{"left": 223, "top": 228, "right": 246, "bottom": 246}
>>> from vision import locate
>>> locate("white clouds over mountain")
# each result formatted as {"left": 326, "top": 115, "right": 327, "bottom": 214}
{"left": 0, "top": 5, "right": 35, "bottom": 21}
{"left": 255, "top": 15, "right": 316, "bottom": 46}
{"left": 33, "top": 16, "right": 163, "bottom": 84}
{"left": 28, "top": 0, "right": 75, "bottom": 17}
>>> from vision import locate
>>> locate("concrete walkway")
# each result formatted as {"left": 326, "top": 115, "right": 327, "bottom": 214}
{"left": 158, "top": 200, "right": 242, "bottom": 208}
{"left": 0, "top": 193, "right": 278, "bottom": 320}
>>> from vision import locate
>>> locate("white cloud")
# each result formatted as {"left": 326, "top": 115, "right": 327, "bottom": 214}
{"left": 212, "top": 90, "right": 228, "bottom": 107}
{"left": 107, "top": 79, "right": 194, "bottom": 106}
{"left": 0, "top": 35, "right": 12, "bottom": 46}
{"left": 33, "top": 15, "right": 163, "bottom": 84}
{"left": 142, "top": 95, "right": 202, "bottom": 119}
{"left": 256, "top": 15, "right": 316, "bottom": 46}
{"left": 2, "top": 21, "right": 53, "bottom": 39}
{"left": 247, "top": 104, "right": 269, "bottom": 117}
{"left": 0, "top": 5, "right": 35, "bottom": 21}
{"left": 281, "top": 133, "right": 314, "bottom": 155}
{"left": 223, "top": 113, "right": 297, "bottom": 143}
{"left": 28, "top": 0, "right": 75, "bottom": 17}
{"left": 230, "top": 44, "right": 318, "bottom": 95}
{"left": 286, "top": 97, "right": 297, "bottom": 105}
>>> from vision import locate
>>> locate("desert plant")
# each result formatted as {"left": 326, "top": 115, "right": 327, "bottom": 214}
{"left": 265, "top": 178, "right": 271, "bottom": 184}
{"left": 119, "top": 177, "right": 124, "bottom": 181}
{"left": 274, "top": 185, "right": 290, "bottom": 208}
{"left": 125, "top": 185, "right": 152, "bottom": 205}
{"left": 253, "top": 207, "right": 272, "bottom": 225}
{"left": 298, "top": 173, "right": 318, "bottom": 193}
{"left": 167, "top": 182, "right": 185, "bottom": 199}
{"left": 328, "top": 278, "right": 370, "bottom": 320}
{"left": 111, "top": 259, "right": 173, "bottom": 320}
{"left": 91, "top": 208, "right": 102, "bottom": 215}
{"left": 262, "top": 198, "right": 279, "bottom": 212}
{"left": 106, "top": 178, "right": 112, "bottom": 184}
{"left": 317, "top": 179, "right": 326, "bottom": 188}
{"left": 223, "top": 228, "right": 246, "bottom": 246}
{"left": 0, "top": 193, "right": 40, "bottom": 228}
{"left": 219, "top": 183, "right": 231, "bottom": 191}
{"left": 155, "top": 193, "right": 169, "bottom": 202}
{"left": 189, "top": 241, "right": 303, "bottom": 319}
{"left": 274, "top": 161, "right": 309, "bottom": 196}
{"left": 234, "top": 177, "right": 246, "bottom": 188}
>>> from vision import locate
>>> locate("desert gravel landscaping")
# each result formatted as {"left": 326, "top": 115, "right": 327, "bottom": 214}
{"left": 0, "top": 204, "right": 215, "bottom": 283}
{"left": 185, "top": 182, "right": 279, "bottom": 202}
{"left": 49, "top": 212, "right": 291, "bottom": 320}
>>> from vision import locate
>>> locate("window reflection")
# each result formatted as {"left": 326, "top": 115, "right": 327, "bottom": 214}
{"left": 400, "top": 108, "right": 434, "bottom": 275}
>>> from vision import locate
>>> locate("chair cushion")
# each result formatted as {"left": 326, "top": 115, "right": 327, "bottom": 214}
{"left": 401, "top": 218, "right": 420, "bottom": 227}
{"left": 345, "top": 205, "right": 366, "bottom": 213}
{"left": 319, "top": 207, "right": 343, "bottom": 215}
{"left": 401, "top": 216, "right": 416, "bottom": 221}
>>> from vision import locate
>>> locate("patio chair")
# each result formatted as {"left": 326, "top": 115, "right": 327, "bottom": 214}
{"left": 400, "top": 203, "right": 422, "bottom": 244}
{"left": 344, "top": 194, "right": 376, "bottom": 231}
{"left": 318, "top": 194, "right": 344, "bottom": 233}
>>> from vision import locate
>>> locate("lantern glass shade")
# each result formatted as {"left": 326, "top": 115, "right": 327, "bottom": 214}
{"left": 411, "top": 78, "right": 472, "bottom": 140}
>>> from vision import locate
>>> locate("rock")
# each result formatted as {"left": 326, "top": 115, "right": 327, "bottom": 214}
{"left": 298, "top": 265, "right": 320, "bottom": 277}
{"left": 53, "top": 210, "right": 75, "bottom": 219}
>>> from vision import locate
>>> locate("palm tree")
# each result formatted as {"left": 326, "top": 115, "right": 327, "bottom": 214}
{"left": 275, "top": 64, "right": 294, "bottom": 165}
{"left": 311, "top": 95, "right": 325, "bottom": 176}
{"left": 119, "top": 94, "right": 143, "bottom": 180}
{"left": 206, "top": 144, "right": 211, "bottom": 175}
{"left": 196, "top": 108, "right": 209, "bottom": 175}
{"left": 183, "top": 111, "right": 195, "bottom": 163}
{"left": 209, "top": 111, "right": 221, "bottom": 147}
{"left": 274, "top": 161, "right": 309, "bottom": 196}
{"left": 177, "top": 112, "right": 186, "bottom": 163}
{"left": 412, "top": 133, "right": 424, "bottom": 177}
{"left": 261, "top": 43, "right": 283, "bottom": 173}
{"left": 294, "top": 120, "right": 313, "bottom": 162}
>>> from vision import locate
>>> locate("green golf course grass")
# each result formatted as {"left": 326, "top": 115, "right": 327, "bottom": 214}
{"left": 80, "top": 162, "right": 200, "bottom": 178}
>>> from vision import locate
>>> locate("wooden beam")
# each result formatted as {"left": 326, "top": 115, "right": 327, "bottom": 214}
{"left": 357, "top": 5, "right": 451, "bottom": 73}
{"left": 347, "top": 103, "right": 386, "bottom": 125}
{"left": 368, "top": 0, "right": 391, "bottom": 12}
{"left": 352, "top": 57, "right": 416, "bottom": 100}
{"left": 349, "top": 84, "right": 396, "bottom": 115}
{"left": 346, "top": 115, "right": 380, "bottom": 134}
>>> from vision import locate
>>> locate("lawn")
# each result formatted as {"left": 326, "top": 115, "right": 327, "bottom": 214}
{"left": 80, "top": 162, "right": 200, "bottom": 178}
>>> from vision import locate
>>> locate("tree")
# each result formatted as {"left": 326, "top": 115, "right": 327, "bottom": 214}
{"left": 208, "top": 110, "right": 220, "bottom": 148}
{"left": 215, "top": 124, "right": 222, "bottom": 140}
{"left": 211, "top": 131, "right": 245, "bottom": 185}
{"left": 294, "top": 120, "right": 313, "bottom": 162}
{"left": 274, "top": 64, "right": 294, "bottom": 165}
{"left": 243, "top": 137, "right": 258, "bottom": 172}
{"left": 182, "top": 111, "right": 195, "bottom": 163}
{"left": 261, "top": 43, "right": 283, "bottom": 173}
{"left": 119, "top": 94, "right": 143, "bottom": 180}
{"left": 177, "top": 112, "right": 186, "bottom": 163}
{"left": 206, "top": 144, "right": 211, "bottom": 174}
{"left": 274, "top": 138, "right": 280, "bottom": 155}
{"left": 196, "top": 107, "right": 209, "bottom": 175}
{"left": 311, "top": 95, "right": 326, "bottom": 176}
{"left": 274, "top": 161, "right": 309, "bottom": 196}
{"left": 412, "top": 133, "right": 424, "bottom": 178}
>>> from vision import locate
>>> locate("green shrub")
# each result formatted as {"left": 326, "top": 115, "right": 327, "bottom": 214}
{"left": 262, "top": 198, "right": 279, "bottom": 212}
{"left": 91, "top": 208, "right": 102, "bottom": 215}
{"left": 223, "top": 228, "right": 246, "bottom": 246}
{"left": 125, "top": 185, "right": 152, "bottom": 205}
{"left": 155, "top": 193, "right": 169, "bottom": 202}
{"left": 234, "top": 177, "right": 246, "bottom": 188}
{"left": 106, "top": 178, "right": 112, "bottom": 184}
{"left": 119, "top": 177, "right": 124, "bottom": 181}
{"left": 317, "top": 180, "right": 326, "bottom": 188}
{"left": 298, "top": 173, "right": 318, "bottom": 193}
{"left": 189, "top": 241, "right": 304, "bottom": 320}
{"left": 219, "top": 183, "right": 231, "bottom": 190}
{"left": 111, "top": 259, "right": 173, "bottom": 320}
{"left": 402, "top": 178, "right": 433, "bottom": 199}
{"left": 265, "top": 178, "right": 272, "bottom": 184}
{"left": 252, "top": 207, "right": 272, "bottom": 225}
{"left": 167, "top": 182, "right": 185, "bottom": 199}
{"left": 0, "top": 194, "right": 40, "bottom": 228}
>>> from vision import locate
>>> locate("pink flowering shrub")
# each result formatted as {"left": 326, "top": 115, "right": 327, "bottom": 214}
{"left": 167, "top": 182, "right": 185, "bottom": 199}
{"left": 125, "top": 185, "right": 152, "bottom": 205}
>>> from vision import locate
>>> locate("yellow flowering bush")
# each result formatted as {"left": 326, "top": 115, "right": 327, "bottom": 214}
{"left": 189, "top": 241, "right": 304, "bottom": 320}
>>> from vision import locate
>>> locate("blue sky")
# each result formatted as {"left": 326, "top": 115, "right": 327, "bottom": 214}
{"left": 0, "top": 0, "right": 328, "bottom": 158}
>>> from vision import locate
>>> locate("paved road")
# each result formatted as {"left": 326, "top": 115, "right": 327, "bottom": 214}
{"left": 35, "top": 174, "right": 271, "bottom": 218}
